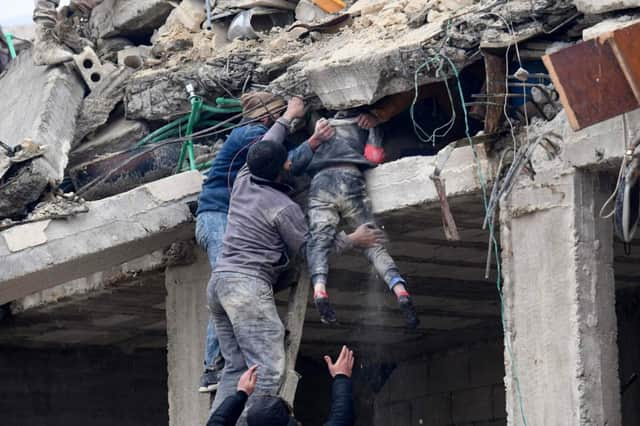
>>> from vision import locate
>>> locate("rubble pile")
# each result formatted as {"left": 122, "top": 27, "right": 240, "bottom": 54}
{"left": 0, "top": 0, "right": 639, "bottom": 230}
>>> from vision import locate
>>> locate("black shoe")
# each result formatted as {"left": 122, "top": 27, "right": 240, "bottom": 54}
{"left": 398, "top": 295, "right": 419, "bottom": 329}
{"left": 314, "top": 296, "right": 337, "bottom": 325}
{"left": 198, "top": 369, "right": 222, "bottom": 393}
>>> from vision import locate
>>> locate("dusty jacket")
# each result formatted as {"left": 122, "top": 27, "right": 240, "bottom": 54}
{"left": 206, "top": 391, "right": 248, "bottom": 426}
{"left": 213, "top": 121, "right": 352, "bottom": 284}
{"left": 303, "top": 115, "right": 381, "bottom": 175}
{"left": 206, "top": 376, "right": 354, "bottom": 426}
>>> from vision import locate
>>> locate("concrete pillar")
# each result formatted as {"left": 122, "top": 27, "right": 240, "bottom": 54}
{"left": 166, "top": 250, "right": 211, "bottom": 426}
{"left": 499, "top": 169, "right": 620, "bottom": 425}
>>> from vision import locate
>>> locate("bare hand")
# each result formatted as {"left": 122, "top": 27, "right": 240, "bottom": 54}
{"left": 324, "top": 345, "right": 355, "bottom": 378}
{"left": 309, "top": 118, "right": 335, "bottom": 150}
{"left": 348, "top": 223, "right": 385, "bottom": 248}
{"left": 237, "top": 365, "right": 258, "bottom": 396}
{"left": 356, "top": 113, "right": 381, "bottom": 129}
{"left": 283, "top": 96, "right": 305, "bottom": 121}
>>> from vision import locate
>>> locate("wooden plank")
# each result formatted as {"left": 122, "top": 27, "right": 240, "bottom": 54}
{"left": 543, "top": 37, "right": 639, "bottom": 130}
{"left": 606, "top": 21, "right": 640, "bottom": 103}
{"left": 481, "top": 50, "right": 506, "bottom": 135}
{"left": 279, "top": 269, "right": 310, "bottom": 406}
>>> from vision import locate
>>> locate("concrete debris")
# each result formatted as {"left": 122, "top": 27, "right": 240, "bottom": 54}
{"left": 73, "top": 46, "right": 117, "bottom": 91}
{"left": 90, "top": 0, "right": 174, "bottom": 39}
{"left": 573, "top": 0, "right": 640, "bottom": 14}
{"left": 0, "top": 0, "right": 636, "bottom": 229}
{"left": 0, "top": 139, "right": 48, "bottom": 180}
{"left": 68, "top": 117, "right": 149, "bottom": 167}
{"left": 0, "top": 194, "right": 88, "bottom": 231}
{"left": 73, "top": 65, "right": 138, "bottom": 146}
{"left": 0, "top": 51, "right": 83, "bottom": 220}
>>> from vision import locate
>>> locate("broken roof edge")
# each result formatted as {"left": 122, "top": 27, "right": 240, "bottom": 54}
{"left": 0, "top": 149, "right": 490, "bottom": 304}
{"left": 0, "top": 170, "right": 203, "bottom": 305}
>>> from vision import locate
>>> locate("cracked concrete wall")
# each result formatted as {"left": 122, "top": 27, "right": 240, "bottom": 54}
{"left": 499, "top": 169, "right": 620, "bottom": 425}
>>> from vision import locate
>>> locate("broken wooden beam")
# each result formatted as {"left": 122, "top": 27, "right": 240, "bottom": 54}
{"left": 543, "top": 21, "right": 640, "bottom": 130}
{"left": 280, "top": 269, "right": 310, "bottom": 406}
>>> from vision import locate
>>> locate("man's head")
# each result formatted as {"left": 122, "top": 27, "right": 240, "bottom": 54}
{"left": 247, "top": 139, "right": 288, "bottom": 181}
{"left": 247, "top": 396, "right": 298, "bottom": 426}
{"left": 241, "top": 91, "right": 285, "bottom": 126}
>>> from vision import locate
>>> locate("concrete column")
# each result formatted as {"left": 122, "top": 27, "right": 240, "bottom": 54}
{"left": 166, "top": 250, "right": 211, "bottom": 426}
{"left": 499, "top": 169, "right": 620, "bottom": 425}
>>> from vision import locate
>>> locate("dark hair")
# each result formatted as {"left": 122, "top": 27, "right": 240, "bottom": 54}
{"left": 247, "top": 396, "right": 295, "bottom": 426}
{"left": 247, "top": 139, "right": 287, "bottom": 181}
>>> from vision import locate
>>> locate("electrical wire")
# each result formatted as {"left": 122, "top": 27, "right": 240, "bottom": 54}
{"left": 75, "top": 101, "right": 296, "bottom": 196}
{"left": 410, "top": 40, "right": 529, "bottom": 423}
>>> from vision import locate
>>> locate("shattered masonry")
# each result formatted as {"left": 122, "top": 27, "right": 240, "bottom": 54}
{"left": 1, "top": 0, "right": 640, "bottom": 425}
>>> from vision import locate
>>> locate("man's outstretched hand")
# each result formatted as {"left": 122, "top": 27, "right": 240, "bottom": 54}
{"left": 237, "top": 365, "right": 258, "bottom": 396}
{"left": 283, "top": 96, "right": 306, "bottom": 121}
{"left": 348, "top": 223, "right": 386, "bottom": 248}
{"left": 324, "top": 345, "right": 355, "bottom": 378}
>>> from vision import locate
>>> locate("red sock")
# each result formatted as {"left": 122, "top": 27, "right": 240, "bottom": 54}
{"left": 396, "top": 290, "right": 410, "bottom": 299}
{"left": 314, "top": 290, "right": 329, "bottom": 299}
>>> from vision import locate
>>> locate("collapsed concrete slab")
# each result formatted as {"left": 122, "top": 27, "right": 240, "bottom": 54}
{"left": 0, "top": 51, "right": 84, "bottom": 219}
{"left": 69, "top": 117, "right": 149, "bottom": 167}
{"left": 125, "top": 56, "right": 260, "bottom": 121}
{"left": 73, "top": 65, "right": 137, "bottom": 146}
{"left": 269, "top": 0, "right": 578, "bottom": 110}
{"left": 574, "top": 0, "right": 640, "bottom": 14}
{"left": 0, "top": 170, "right": 203, "bottom": 304}
{"left": 90, "top": 0, "right": 174, "bottom": 39}
{"left": 0, "top": 146, "right": 491, "bottom": 305}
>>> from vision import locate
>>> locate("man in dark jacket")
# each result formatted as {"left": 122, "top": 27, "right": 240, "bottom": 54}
{"left": 208, "top": 345, "right": 356, "bottom": 426}
{"left": 297, "top": 111, "right": 420, "bottom": 329}
{"left": 196, "top": 94, "right": 330, "bottom": 393}
{"left": 207, "top": 123, "right": 382, "bottom": 421}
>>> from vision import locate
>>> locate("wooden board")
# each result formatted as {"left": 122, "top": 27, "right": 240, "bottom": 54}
{"left": 279, "top": 269, "right": 310, "bottom": 406}
{"left": 606, "top": 21, "right": 640, "bottom": 103}
{"left": 482, "top": 50, "right": 506, "bottom": 135}
{"left": 543, "top": 35, "right": 639, "bottom": 130}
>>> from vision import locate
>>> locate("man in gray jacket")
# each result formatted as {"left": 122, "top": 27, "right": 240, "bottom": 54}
{"left": 208, "top": 116, "right": 383, "bottom": 419}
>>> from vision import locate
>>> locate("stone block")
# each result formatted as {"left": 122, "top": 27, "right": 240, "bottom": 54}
{"left": 0, "top": 51, "right": 84, "bottom": 219}
{"left": 573, "top": 0, "right": 640, "bottom": 14}
{"left": 73, "top": 65, "right": 136, "bottom": 146}
{"left": 388, "top": 358, "right": 428, "bottom": 401}
{"left": 451, "top": 386, "right": 494, "bottom": 424}
{"left": 411, "top": 394, "right": 451, "bottom": 426}
{"left": 427, "top": 349, "right": 471, "bottom": 393}
{"left": 125, "top": 59, "right": 258, "bottom": 121}
{"left": 73, "top": 46, "right": 116, "bottom": 91}
{"left": 68, "top": 117, "right": 149, "bottom": 167}
{"left": 373, "top": 400, "right": 411, "bottom": 426}
{"left": 91, "top": 0, "right": 174, "bottom": 39}
{"left": 117, "top": 45, "right": 153, "bottom": 67}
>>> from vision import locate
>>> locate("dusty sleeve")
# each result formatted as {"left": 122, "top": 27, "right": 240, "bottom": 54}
{"left": 261, "top": 117, "right": 291, "bottom": 145}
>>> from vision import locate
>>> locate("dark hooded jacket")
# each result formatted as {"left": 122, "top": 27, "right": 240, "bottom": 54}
{"left": 206, "top": 375, "right": 354, "bottom": 426}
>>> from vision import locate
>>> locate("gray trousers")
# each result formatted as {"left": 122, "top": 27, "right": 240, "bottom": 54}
{"left": 208, "top": 271, "right": 286, "bottom": 422}
{"left": 307, "top": 167, "right": 401, "bottom": 289}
